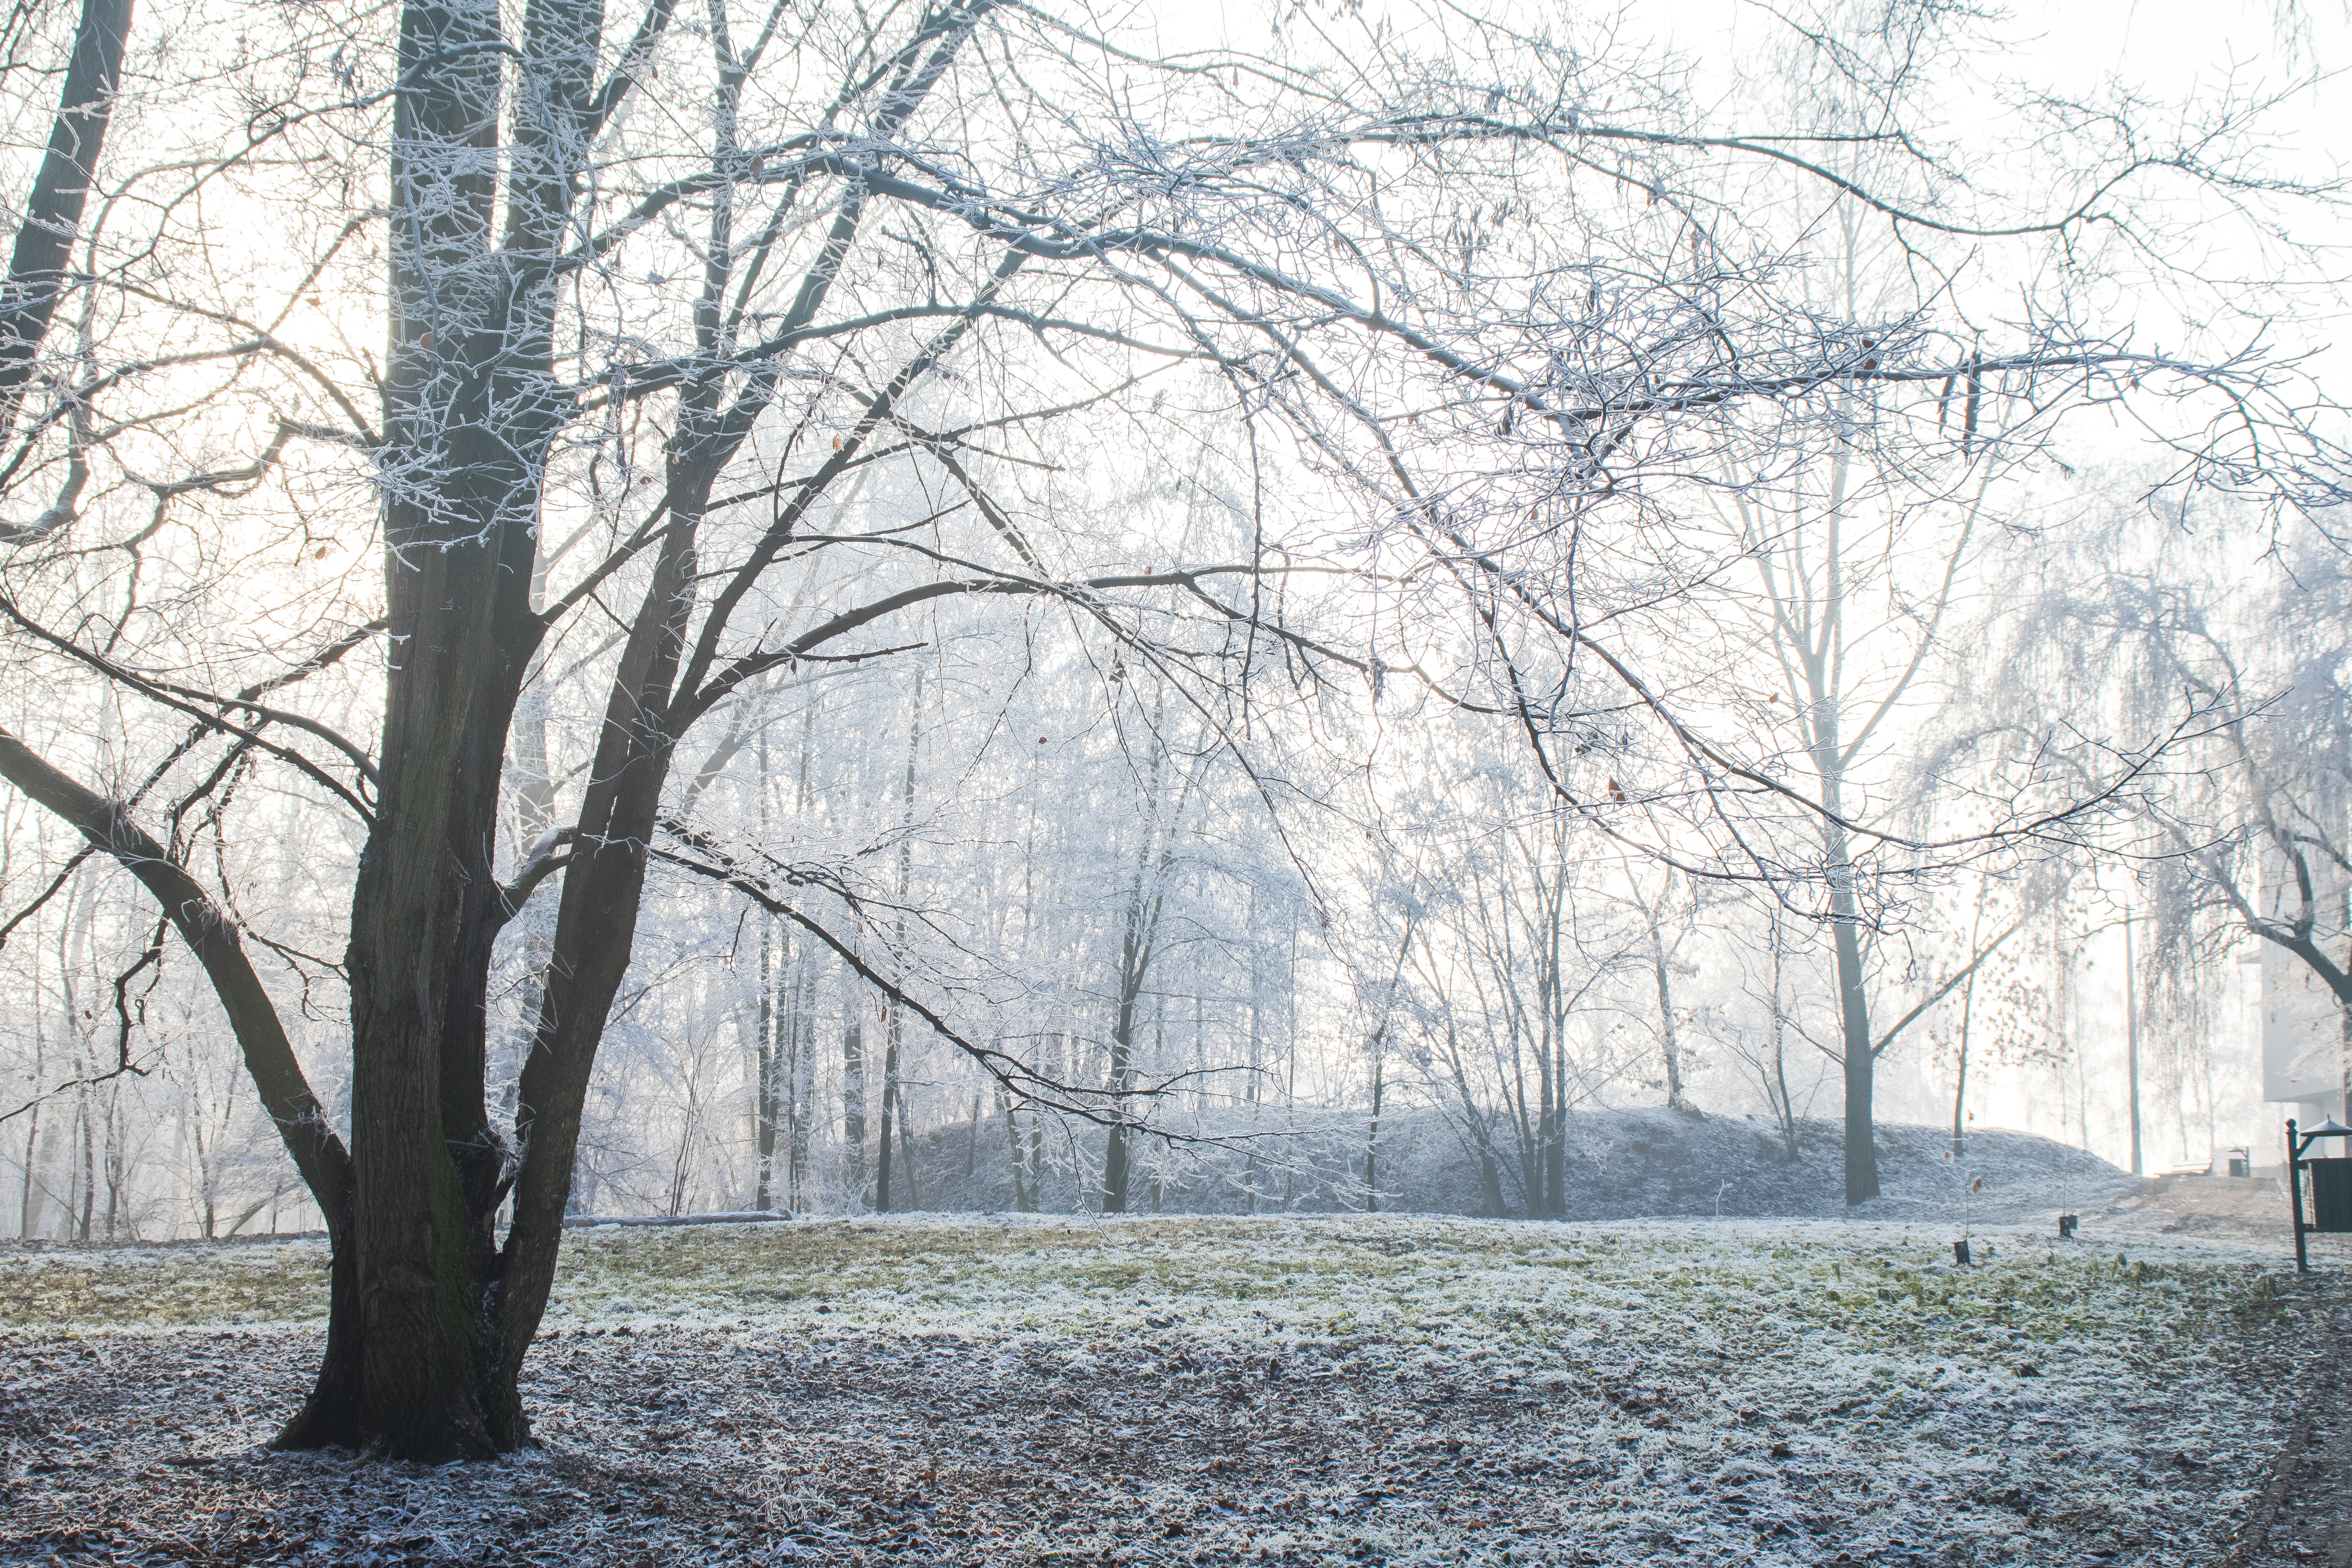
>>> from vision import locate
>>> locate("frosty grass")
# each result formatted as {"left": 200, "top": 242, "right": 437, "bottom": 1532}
{"left": 0, "top": 1214, "right": 2315, "bottom": 1564}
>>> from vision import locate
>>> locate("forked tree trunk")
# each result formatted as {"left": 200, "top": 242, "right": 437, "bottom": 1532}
{"left": 310, "top": 0, "right": 978, "bottom": 1457}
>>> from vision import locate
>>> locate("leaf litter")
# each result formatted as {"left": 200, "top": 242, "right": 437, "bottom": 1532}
{"left": 0, "top": 1214, "right": 2334, "bottom": 1565}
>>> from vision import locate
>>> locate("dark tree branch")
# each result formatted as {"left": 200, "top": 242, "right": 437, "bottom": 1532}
{"left": 0, "top": 723, "right": 352, "bottom": 1215}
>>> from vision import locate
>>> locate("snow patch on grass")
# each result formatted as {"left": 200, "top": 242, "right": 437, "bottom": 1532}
{"left": 0, "top": 1214, "right": 2319, "bottom": 1565}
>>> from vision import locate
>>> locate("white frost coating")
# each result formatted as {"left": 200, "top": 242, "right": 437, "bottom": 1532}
{"left": 0, "top": 1214, "right": 2320, "bottom": 1564}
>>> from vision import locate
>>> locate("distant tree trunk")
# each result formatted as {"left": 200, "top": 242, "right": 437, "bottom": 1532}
{"left": 25, "top": 1118, "right": 59, "bottom": 1239}
{"left": 1767, "top": 906, "right": 1802, "bottom": 1163}
{"left": 1508, "top": 1022, "right": 1541, "bottom": 1217}
{"left": 1478, "top": 1147, "right": 1506, "bottom": 1218}
{"left": 844, "top": 1019, "right": 868, "bottom": 1205}
{"left": 1730, "top": 345, "right": 1991, "bottom": 1205}
{"left": 189, "top": 1098, "right": 214, "bottom": 1240}
{"left": 788, "top": 963, "right": 815, "bottom": 1210}
{"left": 1540, "top": 844, "right": 1570, "bottom": 1214}
{"left": 1431, "top": 1006, "right": 1514, "bottom": 1225}
{"left": 898, "top": 1090, "right": 918, "bottom": 1210}
{"left": 1004, "top": 1093, "right": 1032, "bottom": 1212}
{"left": 877, "top": 1037, "right": 898, "bottom": 1214}
{"left": 786, "top": 699, "right": 818, "bottom": 1209}
{"left": 1100, "top": 1085, "right": 1131, "bottom": 1212}
{"left": 1833, "top": 892, "right": 1878, "bottom": 1203}
{"left": 1359, "top": 899, "right": 1419, "bottom": 1215}
{"left": 1028, "top": 1113, "right": 1045, "bottom": 1214}
{"left": 1104, "top": 967, "right": 1138, "bottom": 1209}
{"left": 19, "top": 945, "right": 50, "bottom": 1239}
{"left": 878, "top": 671, "right": 922, "bottom": 1215}
{"left": 1951, "top": 959, "right": 1980, "bottom": 1163}
{"left": 666, "top": 1065, "right": 702, "bottom": 1217}
{"left": 754, "top": 917, "right": 779, "bottom": 1210}
{"left": 2124, "top": 907, "right": 2143, "bottom": 1176}
{"left": 1542, "top": 1050, "right": 1569, "bottom": 1214}
{"left": 1101, "top": 711, "right": 1177, "bottom": 1215}
{"left": 1817, "top": 633, "right": 1879, "bottom": 1200}
{"left": 752, "top": 722, "right": 781, "bottom": 1211}
{"left": 73, "top": 1090, "right": 90, "bottom": 1240}
{"left": 1650, "top": 906, "right": 1688, "bottom": 1112}
{"left": 1530, "top": 1020, "right": 1555, "bottom": 1215}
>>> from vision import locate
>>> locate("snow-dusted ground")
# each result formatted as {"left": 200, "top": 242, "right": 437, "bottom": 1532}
{"left": 0, "top": 1214, "right": 2331, "bottom": 1565}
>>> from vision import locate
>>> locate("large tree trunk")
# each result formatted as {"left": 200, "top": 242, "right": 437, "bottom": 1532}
{"left": 339, "top": 478, "right": 539, "bottom": 1456}
{"left": 351, "top": 0, "right": 926, "bottom": 1433}
{"left": 299, "top": 0, "right": 590, "bottom": 1456}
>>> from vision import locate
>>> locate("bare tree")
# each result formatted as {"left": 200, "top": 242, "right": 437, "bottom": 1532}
{"left": 1984, "top": 496, "right": 2351, "bottom": 1120}
{"left": 0, "top": 0, "right": 2338, "bottom": 1461}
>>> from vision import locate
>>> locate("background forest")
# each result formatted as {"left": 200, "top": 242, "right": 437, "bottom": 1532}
{"left": 1, "top": 0, "right": 2346, "bottom": 1254}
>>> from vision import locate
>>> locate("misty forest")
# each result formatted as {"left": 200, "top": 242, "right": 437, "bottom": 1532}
{"left": 4, "top": 0, "right": 2352, "bottom": 1561}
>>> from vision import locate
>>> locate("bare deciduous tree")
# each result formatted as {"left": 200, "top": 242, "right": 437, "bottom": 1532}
{"left": 0, "top": 0, "right": 2339, "bottom": 1459}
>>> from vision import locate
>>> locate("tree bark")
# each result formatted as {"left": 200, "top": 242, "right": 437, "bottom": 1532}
{"left": 877, "top": 1034, "right": 899, "bottom": 1213}
{"left": 844, "top": 1019, "right": 869, "bottom": 1203}
{"left": 1005, "top": 1093, "right": 1031, "bottom": 1212}
{"left": 1649, "top": 904, "right": 1688, "bottom": 1113}
{"left": 0, "top": 0, "right": 136, "bottom": 435}
{"left": 1834, "top": 903, "right": 1878, "bottom": 1203}
{"left": 754, "top": 916, "right": 779, "bottom": 1211}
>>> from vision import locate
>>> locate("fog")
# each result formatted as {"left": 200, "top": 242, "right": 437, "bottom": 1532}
{"left": 0, "top": 0, "right": 2339, "bottom": 1352}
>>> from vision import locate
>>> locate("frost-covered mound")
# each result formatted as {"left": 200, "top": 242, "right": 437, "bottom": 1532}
{"left": 0, "top": 1214, "right": 2325, "bottom": 1567}
{"left": 913, "top": 1105, "right": 2133, "bottom": 1226}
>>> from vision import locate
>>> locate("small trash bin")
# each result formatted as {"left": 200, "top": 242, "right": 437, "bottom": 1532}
{"left": 2228, "top": 1148, "right": 2250, "bottom": 1178}
{"left": 2314, "top": 1159, "right": 2352, "bottom": 1231}
{"left": 2288, "top": 1118, "right": 2352, "bottom": 1271}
